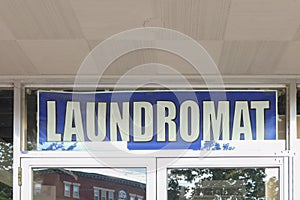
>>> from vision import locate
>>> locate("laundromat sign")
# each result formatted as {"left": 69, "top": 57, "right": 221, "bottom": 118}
{"left": 38, "top": 91, "right": 277, "bottom": 150}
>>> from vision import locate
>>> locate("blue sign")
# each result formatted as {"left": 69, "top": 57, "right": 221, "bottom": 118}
{"left": 38, "top": 90, "right": 277, "bottom": 150}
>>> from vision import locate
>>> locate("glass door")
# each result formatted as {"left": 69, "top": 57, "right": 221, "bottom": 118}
{"left": 20, "top": 157, "right": 156, "bottom": 200}
{"left": 157, "top": 157, "right": 286, "bottom": 200}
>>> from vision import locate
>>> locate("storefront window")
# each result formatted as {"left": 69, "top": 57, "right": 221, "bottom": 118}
{"left": 0, "top": 89, "right": 13, "bottom": 200}
{"left": 24, "top": 88, "right": 286, "bottom": 151}
{"left": 32, "top": 168, "right": 146, "bottom": 200}
{"left": 167, "top": 167, "right": 279, "bottom": 199}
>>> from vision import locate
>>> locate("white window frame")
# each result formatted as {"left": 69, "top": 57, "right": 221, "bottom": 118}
{"left": 157, "top": 157, "right": 287, "bottom": 200}
{"left": 63, "top": 181, "right": 71, "bottom": 197}
{"left": 94, "top": 188, "right": 100, "bottom": 200}
{"left": 101, "top": 189, "right": 107, "bottom": 200}
{"left": 108, "top": 190, "right": 114, "bottom": 200}
{"left": 137, "top": 195, "right": 143, "bottom": 200}
{"left": 129, "top": 193, "right": 136, "bottom": 200}
{"left": 73, "top": 183, "right": 80, "bottom": 199}
{"left": 20, "top": 157, "right": 155, "bottom": 200}
{"left": 94, "top": 187, "right": 115, "bottom": 200}
{"left": 33, "top": 183, "right": 41, "bottom": 195}
{"left": 10, "top": 80, "right": 298, "bottom": 200}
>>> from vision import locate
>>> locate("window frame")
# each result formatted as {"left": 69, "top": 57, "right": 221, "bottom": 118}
{"left": 21, "top": 157, "right": 155, "bottom": 200}
{"left": 101, "top": 189, "right": 107, "bottom": 200}
{"left": 137, "top": 195, "right": 143, "bottom": 200}
{"left": 94, "top": 188, "right": 100, "bottom": 200}
{"left": 63, "top": 181, "right": 71, "bottom": 197}
{"left": 157, "top": 157, "right": 287, "bottom": 200}
{"left": 108, "top": 191, "right": 114, "bottom": 200}
{"left": 130, "top": 194, "right": 136, "bottom": 200}
{"left": 10, "top": 79, "right": 298, "bottom": 200}
{"left": 73, "top": 183, "right": 80, "bottom": 199}
{"left": 22, "top": 85, "right": 288, "bottom": 155}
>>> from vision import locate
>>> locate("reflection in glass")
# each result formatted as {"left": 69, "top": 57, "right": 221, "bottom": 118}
{"left": 0, "top": 89, "right": 13, "bottom": 200}
{"left": 26, "top": 88, "right": 286, "bottom": 151}
{"left": 277, "top": 88, "right": 286, "bottom": 140}
{"left": 0, "top": 141, "right": 13, "bottom": 200}
{"left": 297, "top": 90, "right": 300, "bottom": 139}
{"left": 32, "top": 168, "right": 146, "bottom": 200}
{"left": 168, "top": 168, "right": 279, "bottom": 200}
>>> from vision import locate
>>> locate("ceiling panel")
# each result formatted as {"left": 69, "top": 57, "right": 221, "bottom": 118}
{"left": 87, "top": 40, "right": 102, "bottom": 51}
{"left": 71, "top": 0, "right": 154, "bottom": 40}
{"left": 0, "top": 17, "right": 14, "bottom": 40}
{"left": 157, "top": 0, "right": 230, "bottom": 40}
{"left": 104, "top": 49, "right": 196, "bottom": 76}
{"left": 219, "top": 41, "right": 261, "bottom": 74}
{"left": 294, "top": 26, "right": 300, "bottom": 40}
{"left": 0, "top": 40, "right": 37, "bottom": 74}
{"left": 247, "top": 41, "right": 286, "bottom": 74}
{"left": 0, "top": 0, "right": 83, "bottom": 39}
{"left": 87, "top": 39, "right": 222, "bottom": 65}
{"left": 219, "top": 41, "right": 286, "bottom": 74}
{"left": 225, "top": 0, "right": 300, "bottom": 40}
{"left": 87, "top": 40, "right": 222, "bottom": 76}
{"left": 275, "top": 41, "right": 300, "bottom": 74}
{"left": 0, "top": 0, "right": 299, "bottom": 76}
{"left": 18, "top": 40, "right": 90, "bottom": 74}
{"left": 198, "top": 40, "right": 223, "bottom": 66}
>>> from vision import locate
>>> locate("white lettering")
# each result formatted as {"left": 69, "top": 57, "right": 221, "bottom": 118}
{"left": 47, "top": 101, "right": 61, "bottom": 141}
{"left": 86, "top": 102, "right": 107, "bottom": 141}
{"left": 203, "top": 101, "right": 230, "bottom": 141}
{"left": 180, "top": 100, "right": 199, "bottom": 142}
{"left": 133, "top": 102, "right": 153, "bottom": 142}
{"left": 251, "top": 101, "right": 270, "bottom": 140}
{"left": 232, "top": 101, "right": 252, "bottom": 140}
{"left": 110, "top": 102, "right": 129, "bottom": 141}
{"left": 63, "top": 102, "right": 85, "bottom": 142}
{"left": 157, "top": 101, "right": 177, "bottom": 142}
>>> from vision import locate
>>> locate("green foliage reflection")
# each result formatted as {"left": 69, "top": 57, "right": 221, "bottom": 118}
{"left": 168, "top": 168, "right": 279, "bottom": 200}
{"left": 0, "top": 142, "right": 13, "bottom": 200}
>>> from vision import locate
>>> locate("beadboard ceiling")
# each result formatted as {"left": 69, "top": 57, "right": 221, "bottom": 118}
{"left": 0, "top": 0, "right": 300, "bottom": 76}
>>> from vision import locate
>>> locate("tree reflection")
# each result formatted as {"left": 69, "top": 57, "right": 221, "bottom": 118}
{"left": 0, "top": 142, "right": 13, "bottom": 200}
{"left": 168, "top": 168, "right": 278, "bottom": 200}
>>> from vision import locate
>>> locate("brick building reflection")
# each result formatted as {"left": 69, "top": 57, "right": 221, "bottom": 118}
{"left": 33, "top": 169, "right": 146, "bottom": 200}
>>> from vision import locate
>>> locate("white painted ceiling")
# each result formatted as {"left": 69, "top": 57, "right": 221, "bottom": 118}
{"left": 0, "top": 0, "right": 300, "bottom": 76}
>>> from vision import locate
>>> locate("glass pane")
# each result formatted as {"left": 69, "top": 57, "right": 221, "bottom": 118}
{"left": 0, "top": 89, "right": 13, "bottom": 200}
{"left": 32, "top": 168, "right": 146, "bottom": 200}
{"left": 168, "top": 167, "right": 279, "bottom": 200}
{"left": 25, "top": 88, "right": 286, "bottom": 151}
{"left": 297, "top": 90, "right": 300, "bottom": 139}
{"left": 26, "top": 88, "right": 37, "bottom": 150}
{"left": 277, "top": 88, "right": 286, "bottom": 140}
